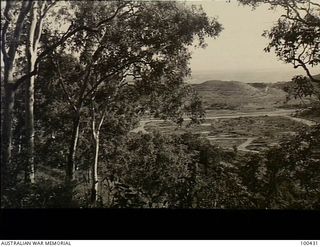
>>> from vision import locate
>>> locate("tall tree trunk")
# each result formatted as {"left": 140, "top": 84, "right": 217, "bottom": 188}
{"left": 25, "top": 8, "right": 36, "bottom": 183}
{"left": 25, "top": 68, "right": 36, "bottom": 184}
{"left": 1, "top": 1, "right": 32, "bottom": 191}
{"left": 64, "top": 113, "right": 81, "bottom": 205}
{"left": 90, "top": 104, "right": 106, "bottom": 206}
{"left": 66, "top": 113, "right": 81, "bottom": 184}
{"left": 91, "top": 134, "right": 100, "bottom": 205}
{"left": 24, "top": 2, "right": 46, "bottom": 184}
{"left": 1, "top": 84, "right": 15, "bottom": 189}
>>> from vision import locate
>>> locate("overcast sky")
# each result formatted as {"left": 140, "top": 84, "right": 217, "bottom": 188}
{"left": 1, "top": 0, "right": 318, "bottom": 83}
{"left": 187, "top": 0, "right": 319, "bottom": 83}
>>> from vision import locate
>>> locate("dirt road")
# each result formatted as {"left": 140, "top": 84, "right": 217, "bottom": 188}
{"left": 284, "top": 116, "right": 317, "bottom": 127}
{"left": 130, "top": 109, "right": 317, "bottom": 153}
{"left": 203, "top": 109, "right": 296, "bottom": 120}
{"left": 237, "top": 137, "right": 259, "bottom": 153}
{"left": 131, "top": 109, "right": 307, "bottom": 133}
{"left": 205, "top": 136, "right": 259, "bottom": 153}
{"left": 131, "top": 121, "right": 148, "bottom": 133}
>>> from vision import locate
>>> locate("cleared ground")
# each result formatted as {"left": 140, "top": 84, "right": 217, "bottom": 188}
{"left": 141, "top": 112, "right": 312, "bottom": 153}
{"left": 132, "top": 79, "right": 318, "bottom": 153}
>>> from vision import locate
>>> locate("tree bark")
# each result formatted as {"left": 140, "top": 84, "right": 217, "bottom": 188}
{"left": 25, "top": 66, "right": 36, "bottom": 184}
{"left": 91, "top": 134, "right": 100, "bottom": 205}
{"left": 24, "top": 2, "right": 46, "bottom": 184}
{"left": 66, "top": 113, "right": 81, "bottom": 183}
{"left": 24, "top": 2, "right": 37, "bottom": 184}
{"left": 64, "top": 113, "right": 81, "bottom": 205}
{"left": 1, "top": 1, "right": 32, "bottom": 187}
{"left": 1, "top": 84, "right": 16, "bottom": 188}
{"left": 90, "top": 105, "right": 106, "bottom": 206}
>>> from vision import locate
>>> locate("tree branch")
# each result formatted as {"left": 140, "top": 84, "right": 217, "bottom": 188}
{"left": 95, "top": 2, "right": 128, "bottom": 28}
{"left": 13, "top": 2, "right": 128, "bottom": 90}
{"left": 7, "top": 1, "right": 32, "bottom": 71}
{"left": 1, "top": 0, "right": 12, "bottom": 64}
{"left": 309, "top": 1, "right": 320, "bottom": 8}
{"left": 38, "top": 2, "right": 128, "bottom": 62}
{"left": 40, "top": 1, "right": 56, "bottom": 19}
{"left": 82, "top": 59, "right": 137, "bottom": 100}
{"left": 91, "top": 101, "right": 97, "bottom": 140}
{"left": 50, "top": 56, "right": 77, "bottom": 113}
{"left": 294, "top": 58, "right": 320, "bottom": 83}
{"left": 33, "top": 1, "right": 47, "bottom": 52}
{"left": 27, "top": 2, "right": 37, "bottom": 58}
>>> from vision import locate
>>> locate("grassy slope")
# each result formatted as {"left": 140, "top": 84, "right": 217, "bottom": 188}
{"left": 192, "top": 80, "right": 290, "bottom": 110}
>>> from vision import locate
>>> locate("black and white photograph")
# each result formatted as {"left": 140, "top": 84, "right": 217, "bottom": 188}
{"left": 1, "top": 0, "right": 320, "bottom": 240}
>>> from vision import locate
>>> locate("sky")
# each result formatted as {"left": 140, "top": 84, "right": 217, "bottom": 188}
{"left": 1, "top": 0, "right": 318, "bottom": 83}
{"left": 187, "top": 0, "right": 319, "bottom": 83}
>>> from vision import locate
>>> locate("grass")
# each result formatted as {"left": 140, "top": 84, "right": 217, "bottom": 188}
{"left": 145, "top": 116, "right": 307, "bottom": 151}
{"left": 193, "top": 80, "right": 308, "bottom": 111}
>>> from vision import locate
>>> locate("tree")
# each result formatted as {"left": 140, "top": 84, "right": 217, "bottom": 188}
{"left": 238, "top": 0, "right": 320, "bottom": 100}
{"left": 1, "top": 1, "right": 33, "bottom": 190}
{"left": 103, "top": 132, "right": 199, "bottom": 208}
{"left": 2, "top": 0, "right": 222, "bottom": 207}
{"left": 87, "top": 76, "right": 137, "bottom": 205}
{"left": 262, "top": 126, "right": 320, "bottom": 209}
{"left": 237, "top": 0, "right": 320, "bottom": 209}
{"left": 41, "top": 1, "right": 222, "bottom": 204}
{"left": 25, "top": 1, "right": 56, "bottom": 184}
{"left": 101, "top": 132, "right": 252, "bottom": 208}
{"left": 0, "top": 0, "right": 131, "bottom": 190}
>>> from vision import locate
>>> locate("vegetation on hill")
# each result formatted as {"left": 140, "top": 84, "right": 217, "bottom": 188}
{"left": 192, "top": 80, "right": 303, "bottom": 110}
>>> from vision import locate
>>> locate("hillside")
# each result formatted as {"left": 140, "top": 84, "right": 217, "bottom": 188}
{"left": 194, "top": 80, "right": 260, "bottom": 95}
{"left": 192, "top": 80, "right": 295, "bottom": 111}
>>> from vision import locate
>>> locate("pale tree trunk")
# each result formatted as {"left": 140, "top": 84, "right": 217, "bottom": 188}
{"left": 25, "top": 55, "right": 36, "bottom": 184}
{"left": 90, "top": 105, "right": 106, "bottom": 206}
{"left": 24, "top": 2, "right": 46, "bottom": 184}
{"left": 63, "top": 112, "right": 81, "bottom": 206}
{"left": 66, "top": 113, "right": 81, "bottom": 184}
{"left": 25, "top": 2, "right": 37, "bottom": 184}
{"left": 1, "top": 1, "right": 125, "bottom": 178}
{"left": 1, "top": 1, "right": 32, "bottom": 189}
{"left": 91, "top": 133, "right": 100, "bottom": 205}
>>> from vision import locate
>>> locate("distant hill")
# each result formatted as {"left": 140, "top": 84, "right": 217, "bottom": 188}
{"left": 259, "top": 74, "right": 320, "bottom": 93}
{"left": 248, "top": 81, "right": 288, "bottom": 91}
{"left": 314, "top": 74, "right": 320, "bottom": 80}
{"left": 194, "top": 80, "right": 260, "bottom": 95}
{"left": 192, "top": 80, "right": 298, "bottom": 111}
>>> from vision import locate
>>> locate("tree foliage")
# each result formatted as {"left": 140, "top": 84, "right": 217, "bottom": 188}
{"left": 238, "top": 0, "right": 320, "bottom": 104}
{"left": 237, "top": 125, "right": 320, "bottom": 209}
{"left": 1, "top": 1, "right": 224, "bottom": 207}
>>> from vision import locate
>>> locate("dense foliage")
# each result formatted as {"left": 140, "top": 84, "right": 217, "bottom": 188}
{"left": 1, "top": 1, "right": 223, "bottom": 207}
{"left": 3, "top": 124, "right": 319, "bottom": 209}
{"left": 1, "top": 0, "right": 319, "bottom": 209}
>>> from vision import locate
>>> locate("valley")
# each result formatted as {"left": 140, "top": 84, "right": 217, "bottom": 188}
{"left": 132, "top": 80, "right": 318, "bottom": 154}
